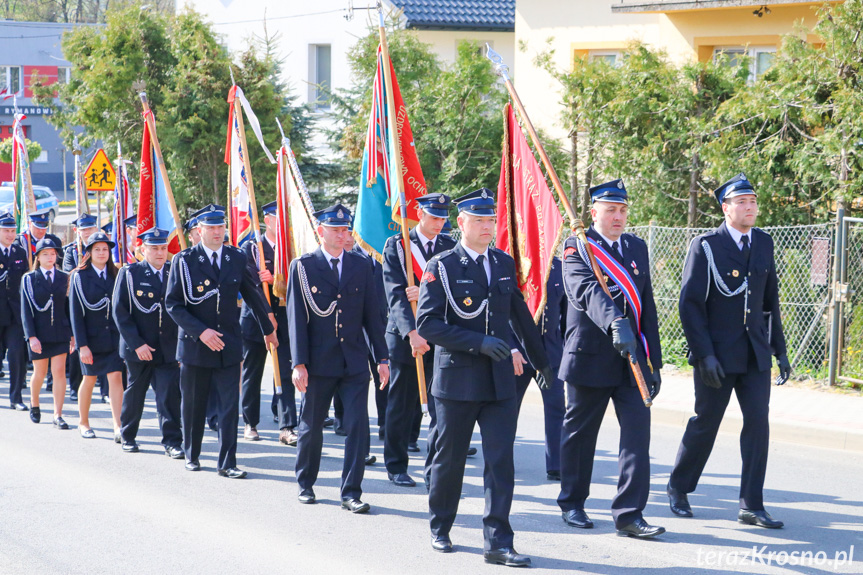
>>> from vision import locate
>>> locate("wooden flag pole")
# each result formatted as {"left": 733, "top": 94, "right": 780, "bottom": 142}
{"left": 378, "top": 7, "right": 428, "bottom": 413}
{"left": 73, "top": 138, "right": 84, "bottom": 261}
{"left": 232, "top": 92, "right": 282, "bottom": 395}
{"left": 486, "top": 45, "right": 653, "bottom": 408}
{"left": 115, "top": 142, "right": 125, "bottom": 268}
{"left": 138, "top": 92, "right": 187, "bottom": 251}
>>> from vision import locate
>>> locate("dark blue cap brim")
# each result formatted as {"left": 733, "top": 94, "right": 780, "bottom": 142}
{"left": 421, "top": 207, "right": 449, "bottom": 218}
{"left": 592, "top": 197, "right": 628, "bottom": 204}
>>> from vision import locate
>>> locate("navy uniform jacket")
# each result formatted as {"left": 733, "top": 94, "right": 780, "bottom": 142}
{"left": 15, "top": 232, "right": 64, "bottom": 260}
{"left": 21, "top": 268, "right": 72, "bottom": 343}
{"left": 69, "top": 266, "right": 119, "bottom": 354}
{"left": 165, "top": 242, "right": 274, "bottom": 368}
{"left": 416, "top": 243, "right": 549, "bottom": 402}
{"left": 287, "top": 247, "right": 388, "bottom": 378}
{"left": 113, "top": 260, "right": 178, "bottom": 364}
{"left": 514, "top": 257, "right": 567, "bottom": 372}
{"left": 0, "top": 243, "right": 28, "bottom": 327}
{"left": 382, "top": 228, "right": 456, "bottom": 365}
{"left": 558, "top": 227, "right": 662, "bottom": 387}
{"left": 240, "top": 239, "right": 288, "bottom": 347}
{"left": 63, "top": 243, "right": 80, "bottom": 272}
{"left": 679, "top": 222, "right": 786, "bottom": 374}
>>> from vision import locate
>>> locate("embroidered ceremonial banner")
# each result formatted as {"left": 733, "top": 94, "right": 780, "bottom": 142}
{"left": 111, "top": 156, "right": 135, "bottom": 265}
{"left": 137, "top": 113, "right": 181, "bottom": 255}
{"left": 495, "top": 103, "right": 564, "bottom": 322}
{"left": 225, "top": 86, "right": 252, "bottom": 247}
{"left": 11, "top": 113, "right": 36, "bottom": 234}
{"left": 354, "top": 46, "right": 425, "bottom": 260}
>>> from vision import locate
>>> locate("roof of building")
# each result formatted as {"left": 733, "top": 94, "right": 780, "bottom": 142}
{"left": 388, "top": 0, "right": 515, "bottom": 31}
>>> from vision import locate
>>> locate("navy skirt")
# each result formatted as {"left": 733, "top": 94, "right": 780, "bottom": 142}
{"left": 81, "top": 349, "right": 124, "bottom": 377}
{"left": 29, "top": 341, "right": 68, "bottom": 361}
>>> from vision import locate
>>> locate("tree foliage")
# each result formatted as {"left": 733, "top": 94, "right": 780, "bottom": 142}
{"left": 34, "top": 2, "right": 321, "bottom": 216}
{"left": 535, "top": 1, "right": 863, "bottom": 227}
{"left": 0, "top": 137, "right": 42, "bottom": 164}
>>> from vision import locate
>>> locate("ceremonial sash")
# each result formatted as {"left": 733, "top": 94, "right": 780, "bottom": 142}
{"left": 397, "top": 237, "right": 428, "bottom": 282}
{"left": 577, "top": 237, "right": 650, "bottom": 358}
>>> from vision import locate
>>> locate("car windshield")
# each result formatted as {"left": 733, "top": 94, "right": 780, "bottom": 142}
{"left": 0, "top": 188, "right": 14, "bottom": 204}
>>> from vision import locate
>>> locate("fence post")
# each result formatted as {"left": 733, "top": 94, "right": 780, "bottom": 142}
{"left": 828, "top": 208, "right": 845, "bottom": 386}
{"left": 648, "top": 220, "right": 656, "bottom": 259}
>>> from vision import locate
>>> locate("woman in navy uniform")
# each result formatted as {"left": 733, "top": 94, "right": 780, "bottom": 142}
{"left": 114, "top": 227, "right": 183, "bottom": 458}
{"left": 557, "top": 180, "right": 664, "bottom": 539}
{"left": 288, "top": 204, "right": 389, "bottom": 513}
{"left": 63, "top": 214, "right": 99, "bottom": 404}
{"left": 239, "top": 201, "right": 295, "bottom": 444}
{"left": 667, "top": 173, "right": 789, "bottom": 529}
{"left": 165, "top": 204, "right": 277, "bottom": 479}
{"left": 70, "top": 232, "right": 125, "bottom": 440}
{"left": 21, "top": 238, "right": 72, "bottom": 428}
{"left": 0, "top": 212, "right": 30, "bottom": 411}
{"left": 416, "top": 188, "right": 551, "bottom": 566}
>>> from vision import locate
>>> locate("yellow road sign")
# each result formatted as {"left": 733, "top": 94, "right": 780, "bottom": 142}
{"left": 85, "top": 149, "right": 116, "bottom": 192}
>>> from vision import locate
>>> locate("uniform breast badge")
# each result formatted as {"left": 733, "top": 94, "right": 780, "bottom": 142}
{"left": 631, "top": 261, "right": 639, "bottom": 276}
{"left": 311, "top": 286, "right": 318, "bottom": 293}
{"left": 197, "top": 285, "right": 204, "bottom": 292}
{"left": 463, "top": 297, "right": 472, "bottom": 307}
{"left": 204, "top": 279, "right": 210, "bottom": 286}
{"left": 732, "top": 270, "right": 739, "bottom": 278}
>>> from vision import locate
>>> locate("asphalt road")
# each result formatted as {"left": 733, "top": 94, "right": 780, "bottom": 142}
{"left": 0, "top": 373, "right": 860, "bottom": 575}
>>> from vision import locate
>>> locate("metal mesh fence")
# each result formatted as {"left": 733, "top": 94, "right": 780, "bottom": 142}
{"left": 838, "top": 221, "right": 863, "bottom": 382}
{"left": 630, "top": 223, "right": 834, "bottom": 373}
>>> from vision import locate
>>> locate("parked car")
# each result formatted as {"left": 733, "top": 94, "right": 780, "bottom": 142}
{"left": 0, "top": 183, "right": 60, "bottom": 223}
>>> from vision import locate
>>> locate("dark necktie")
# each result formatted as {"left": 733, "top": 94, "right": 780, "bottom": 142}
{"left": 741, "top": 235, "right": 751, "bottom": 265}
{"left": 611, "top": 241, "right": 624, "bottom": 265}
{"left": 426, "top": 241, "right": 434, "bottom": 260}
{"left": 330, "top": 257, "right": 339, "bottom": 283}
{"left": 46, "top": 270, "right": 52, "bottom": 284}
{"left": 476, "top": 254, "right": 488, "bottom": 287}
{"left": 211, "top": 251, "right": 220, "bottom": 275}
{"left": 153, "top": 269, "right": 163, "bottom": 292}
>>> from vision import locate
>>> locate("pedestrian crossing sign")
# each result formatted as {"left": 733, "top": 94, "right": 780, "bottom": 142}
{"left": 85, "top": 149, "right": 116, "bottom": 192}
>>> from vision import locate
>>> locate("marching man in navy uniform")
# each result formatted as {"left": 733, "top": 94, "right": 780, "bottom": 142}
{"left": 240, "top": 201, "right": 296, "bottom": 444}
{"left": 417, "top": 188, "right": 551, "bottom": 566}
{"left": 288, "top": 204, "right": 389, "bottom": 513}
{"left": 114, "top": 227, "right": 183, "bottom": 458}
{"left": 165, "top": 204, "right": 278, "bottom": 478}
{"left": 0, "top": 212, "right": 29, "bottom": 410}
{"left": 381, "top": 192, "right": 456, "bottom": 488}
{"left": 667, "top": 173, "right": 789, "bottom": 529}
{"left": 557, "top": 179, "right": 664, "bottom": 538}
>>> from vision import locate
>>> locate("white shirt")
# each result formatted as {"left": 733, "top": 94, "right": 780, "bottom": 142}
{"left": 92, "top": 263, "right": 107, "bottom": 280}
{"left": 201, "top": 244, "right": 223, "bottom": 268}
{"left": 264, "top": 234, "right": 276, "bottom": 251}
{"left": 415, "top": 228, "right": 436, "bottom": 255}
{"left": 41, "top": 266, "right": 54, "bottom": 281}
{"left": 460, "top": 241, "right": 491, "bottom": 284}
{"left": 148, "top": 262, "right": 165, "bottom": 282}
{"left": 726, "top": 225, "right": 753, "bottom": 251}
{"left": 323, "top": 248, "right": 344, "bottom": 280}
{"left": 596, "top": 230, "right": 624, "bottom": 258}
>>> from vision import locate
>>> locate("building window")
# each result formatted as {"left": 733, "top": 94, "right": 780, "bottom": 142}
{"left": 713, "top": 46, "right": 776, "bottom": 83}
{"left": 1, "top": 65, "right": 22, "bottom": 94}
{"left": 35, "top": 150, "right": 48, "bottom": 163}
{"left": 589, "top": 50, "right": 622, "bottom": 67}
{"left": 309, "top": 44, "right": 331, "bottom": 111}
{"left": 57, "top": 67, "right": 71, "bottom": 85}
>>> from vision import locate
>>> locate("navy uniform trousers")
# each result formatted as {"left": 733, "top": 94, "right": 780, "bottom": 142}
{"left": 1, "top": 242, "right": 28, "bottom": 405}
{"left": 120, "top": 360, "right": 182, "bottom": 448}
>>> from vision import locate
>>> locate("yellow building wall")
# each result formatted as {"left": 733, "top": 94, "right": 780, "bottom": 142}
{"left": 412, "top": 29, "right": 514, "bottom": 67}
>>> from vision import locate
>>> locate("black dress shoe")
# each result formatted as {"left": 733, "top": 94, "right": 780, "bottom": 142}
{"left": 341, "top": 498, "right": 370, "bottom": 514}
{"left": 323, "top": 417, "right": 334, "bottom": 428}
{"left": 547, "top": 470, "right": 561, "bottom": 481}
{"left": 101, "top": 395, "right": 109, "bottom": 404}
{"left": 29, "top": 406, "right": 40, "bottom": 423}
{"left": 334, "top": 426, "right": 347, "bottom": 437}
{"left": 122, "top": 441, "right": 139, "bottom": 453}
{"left": 378, "top": 427, "right": 385, "bottom": 440}
{"left": 217, "top": 467, "right": 248, "bottom": 479}
{"left": 185, "top": 460, "right": 201, "bottom": 472}
{"left": 388, "top": 472, "right": 417, "bottom": 487}
{"left": 738, "top": 508, "right": 784, "bottom": 529}
{"left": 165, "top": 446, "right": 184, "bottom": 459}
{"left": 365, "top": 455, "right": 376, "bottom": 466}
{"left": 12, "top": 402, "right": 27, "bottom": 411}
{"left": 53, "top": 417, "right": 69, "bottom": 430}
{"left": 69, "top": 389, "right": 78, "bottom": 402}
{"left": 467, "top": 447, "right": 477, "bottom": 457}
{"left": 46, "top": 383, "right": 53, "bottom": 392}
{"left": 298, "top": 488, "right": 316, "bottom": 504}
{"left": 484, "top": 547, "right": 531, "bottom": 567}
{"left": 407, "top": 441, "right": 420, "bottom": 453}
{"left": 431, "top": 535, "right": 453, "bottom": 553}
{"left": 617, "top": 518, "right": 666, "bottom": 538}
{"left": 562, "top": 508, "right": 594, "bottom": 529}
{"left": 667, "top": 484, "right": 693, "bottom": 517}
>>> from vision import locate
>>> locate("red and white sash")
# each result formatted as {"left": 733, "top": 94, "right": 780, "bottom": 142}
{"left": 577, "top": 237, "right": 650, "bottom": 358}
{"left": 398, "top": 237, "right": 429, "bottom": 281}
